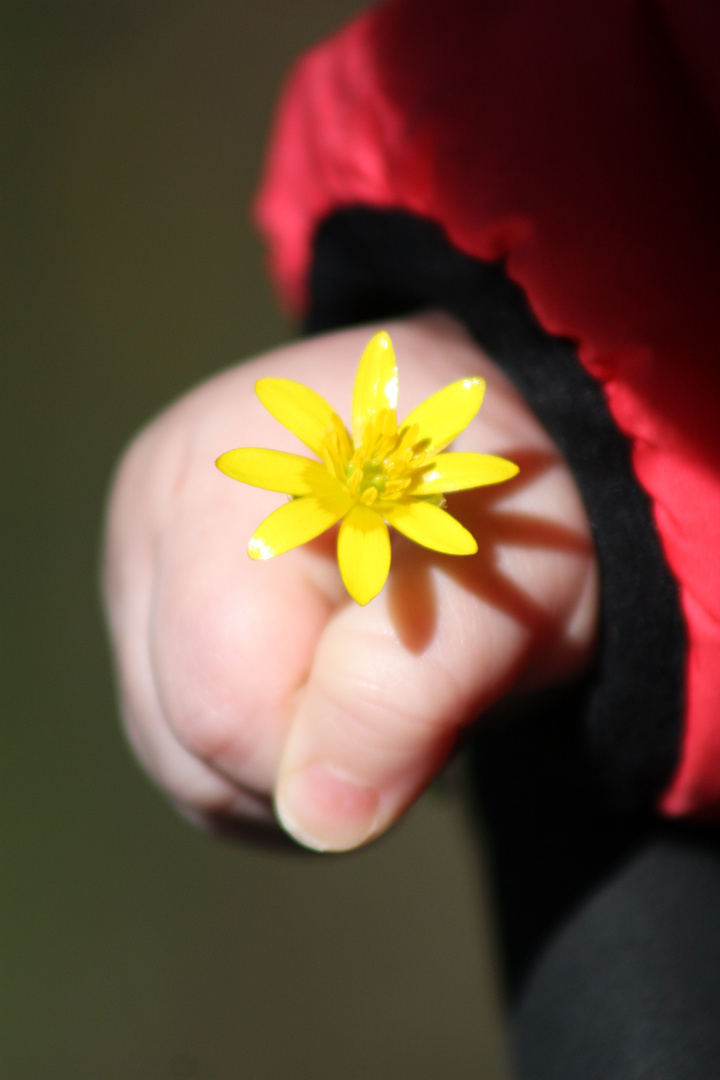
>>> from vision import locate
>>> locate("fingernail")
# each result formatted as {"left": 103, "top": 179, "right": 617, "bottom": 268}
{"left": 275, "top": 762, "right": 379, "bottom": 852}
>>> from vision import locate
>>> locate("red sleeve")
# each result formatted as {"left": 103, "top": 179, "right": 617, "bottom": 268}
{"left": 255, "top": 0, "right": 720, "bottom": 817}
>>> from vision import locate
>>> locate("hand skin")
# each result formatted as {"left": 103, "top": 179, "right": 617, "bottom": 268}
{"left": 102, "top": 312, "right": 598, "bottom": 852}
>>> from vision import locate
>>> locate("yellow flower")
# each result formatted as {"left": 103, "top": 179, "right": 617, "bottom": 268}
{"left": 216, "top": 331, "right": 519, "bottom": 605}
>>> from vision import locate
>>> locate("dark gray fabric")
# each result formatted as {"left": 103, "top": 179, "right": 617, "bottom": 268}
{"left": 516, "top": 839, "right": 720, "bottom": 1080}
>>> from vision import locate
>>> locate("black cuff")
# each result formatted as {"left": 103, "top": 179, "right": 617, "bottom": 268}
{"left": 307, "top": 206, "right": 685, "bottom": 811}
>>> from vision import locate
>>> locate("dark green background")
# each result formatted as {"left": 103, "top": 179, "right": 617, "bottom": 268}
{"left": 2, "top": 3, "right": 511, "bottom": 1076}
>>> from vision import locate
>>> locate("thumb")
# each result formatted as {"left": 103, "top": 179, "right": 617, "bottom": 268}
{"left": 274, "top": 511, "right": 597, "bottom": 852}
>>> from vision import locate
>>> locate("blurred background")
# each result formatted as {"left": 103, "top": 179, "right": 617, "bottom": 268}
{"left": 1, "top": 2, "right": 511, "bottom": 1076}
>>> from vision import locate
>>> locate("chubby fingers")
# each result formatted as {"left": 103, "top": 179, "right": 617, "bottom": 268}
{"left": 102, "top": 383, "right": 335, "bottom": 829}
{"left": 275, "top": 468, "right": 598, "bottom": 852}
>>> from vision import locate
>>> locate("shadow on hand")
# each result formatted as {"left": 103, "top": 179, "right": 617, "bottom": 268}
{"left": 386, "top": 449, "right": 594, "bottom": 679}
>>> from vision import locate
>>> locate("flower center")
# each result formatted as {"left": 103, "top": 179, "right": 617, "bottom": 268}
{"left": 358, "top": 462, "right": 387, "bottom": 494}
{"left": 344, "top": 459, "right": 389, "bottom": 506}
{"left": 315, "top": 408, "right": 436, "bottom": 508}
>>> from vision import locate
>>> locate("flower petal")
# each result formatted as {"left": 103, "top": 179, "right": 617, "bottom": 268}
{"left": 337, "top": 504, "right": 391, "bottom": 605}
{"left": 351, "top": 331, "right": 398, "bottom": 446}
{"left": 216, "top": 448, "right": 344, "bottom": 496}
{"left": 402, "top": 377, "right": 485, "bottom": 455}
{"left": 249, "top": 492, "right": 351, "bottom": 560}
{"left": 383, "top": 499, "right": 478, "bottom": 555}
{"left": 255, "top": 378, "right": 348, "bottom": 459}
{"left": 411, "top": 452, "right": 519, "bottom": 495}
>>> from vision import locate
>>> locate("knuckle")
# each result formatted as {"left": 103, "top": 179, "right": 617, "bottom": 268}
{"left": 167, "top": 701, "right": 244, "bottom": 766}
{"left": 150, "top": 593, "right": 259, "bottom": 770}
{"left": 122, "top": 683, "right": 268, "bottom": 820}
{"left": 314, "top": 628, "right": 457, "bottom": 757}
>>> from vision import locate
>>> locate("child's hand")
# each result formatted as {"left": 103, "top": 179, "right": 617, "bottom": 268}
{"left": 103, "top": 313, "right": 598, "bottom": 851}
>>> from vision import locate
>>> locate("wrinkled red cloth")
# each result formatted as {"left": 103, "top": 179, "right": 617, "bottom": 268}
{"left": 256, "top": 0, "right": 720, "bottom": 817}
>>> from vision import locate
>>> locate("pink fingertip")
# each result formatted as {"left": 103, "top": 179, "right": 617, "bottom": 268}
{"left": 275, "top": 761, "right": 379, "bottom": 853}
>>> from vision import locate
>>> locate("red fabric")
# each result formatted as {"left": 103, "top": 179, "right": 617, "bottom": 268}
{"left": 255, "top": 0, "right": 720, "bottom": 817}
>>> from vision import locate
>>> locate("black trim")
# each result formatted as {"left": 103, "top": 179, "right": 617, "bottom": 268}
{"left": 307, "top": 206, "right": 685, "bottom": 811}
